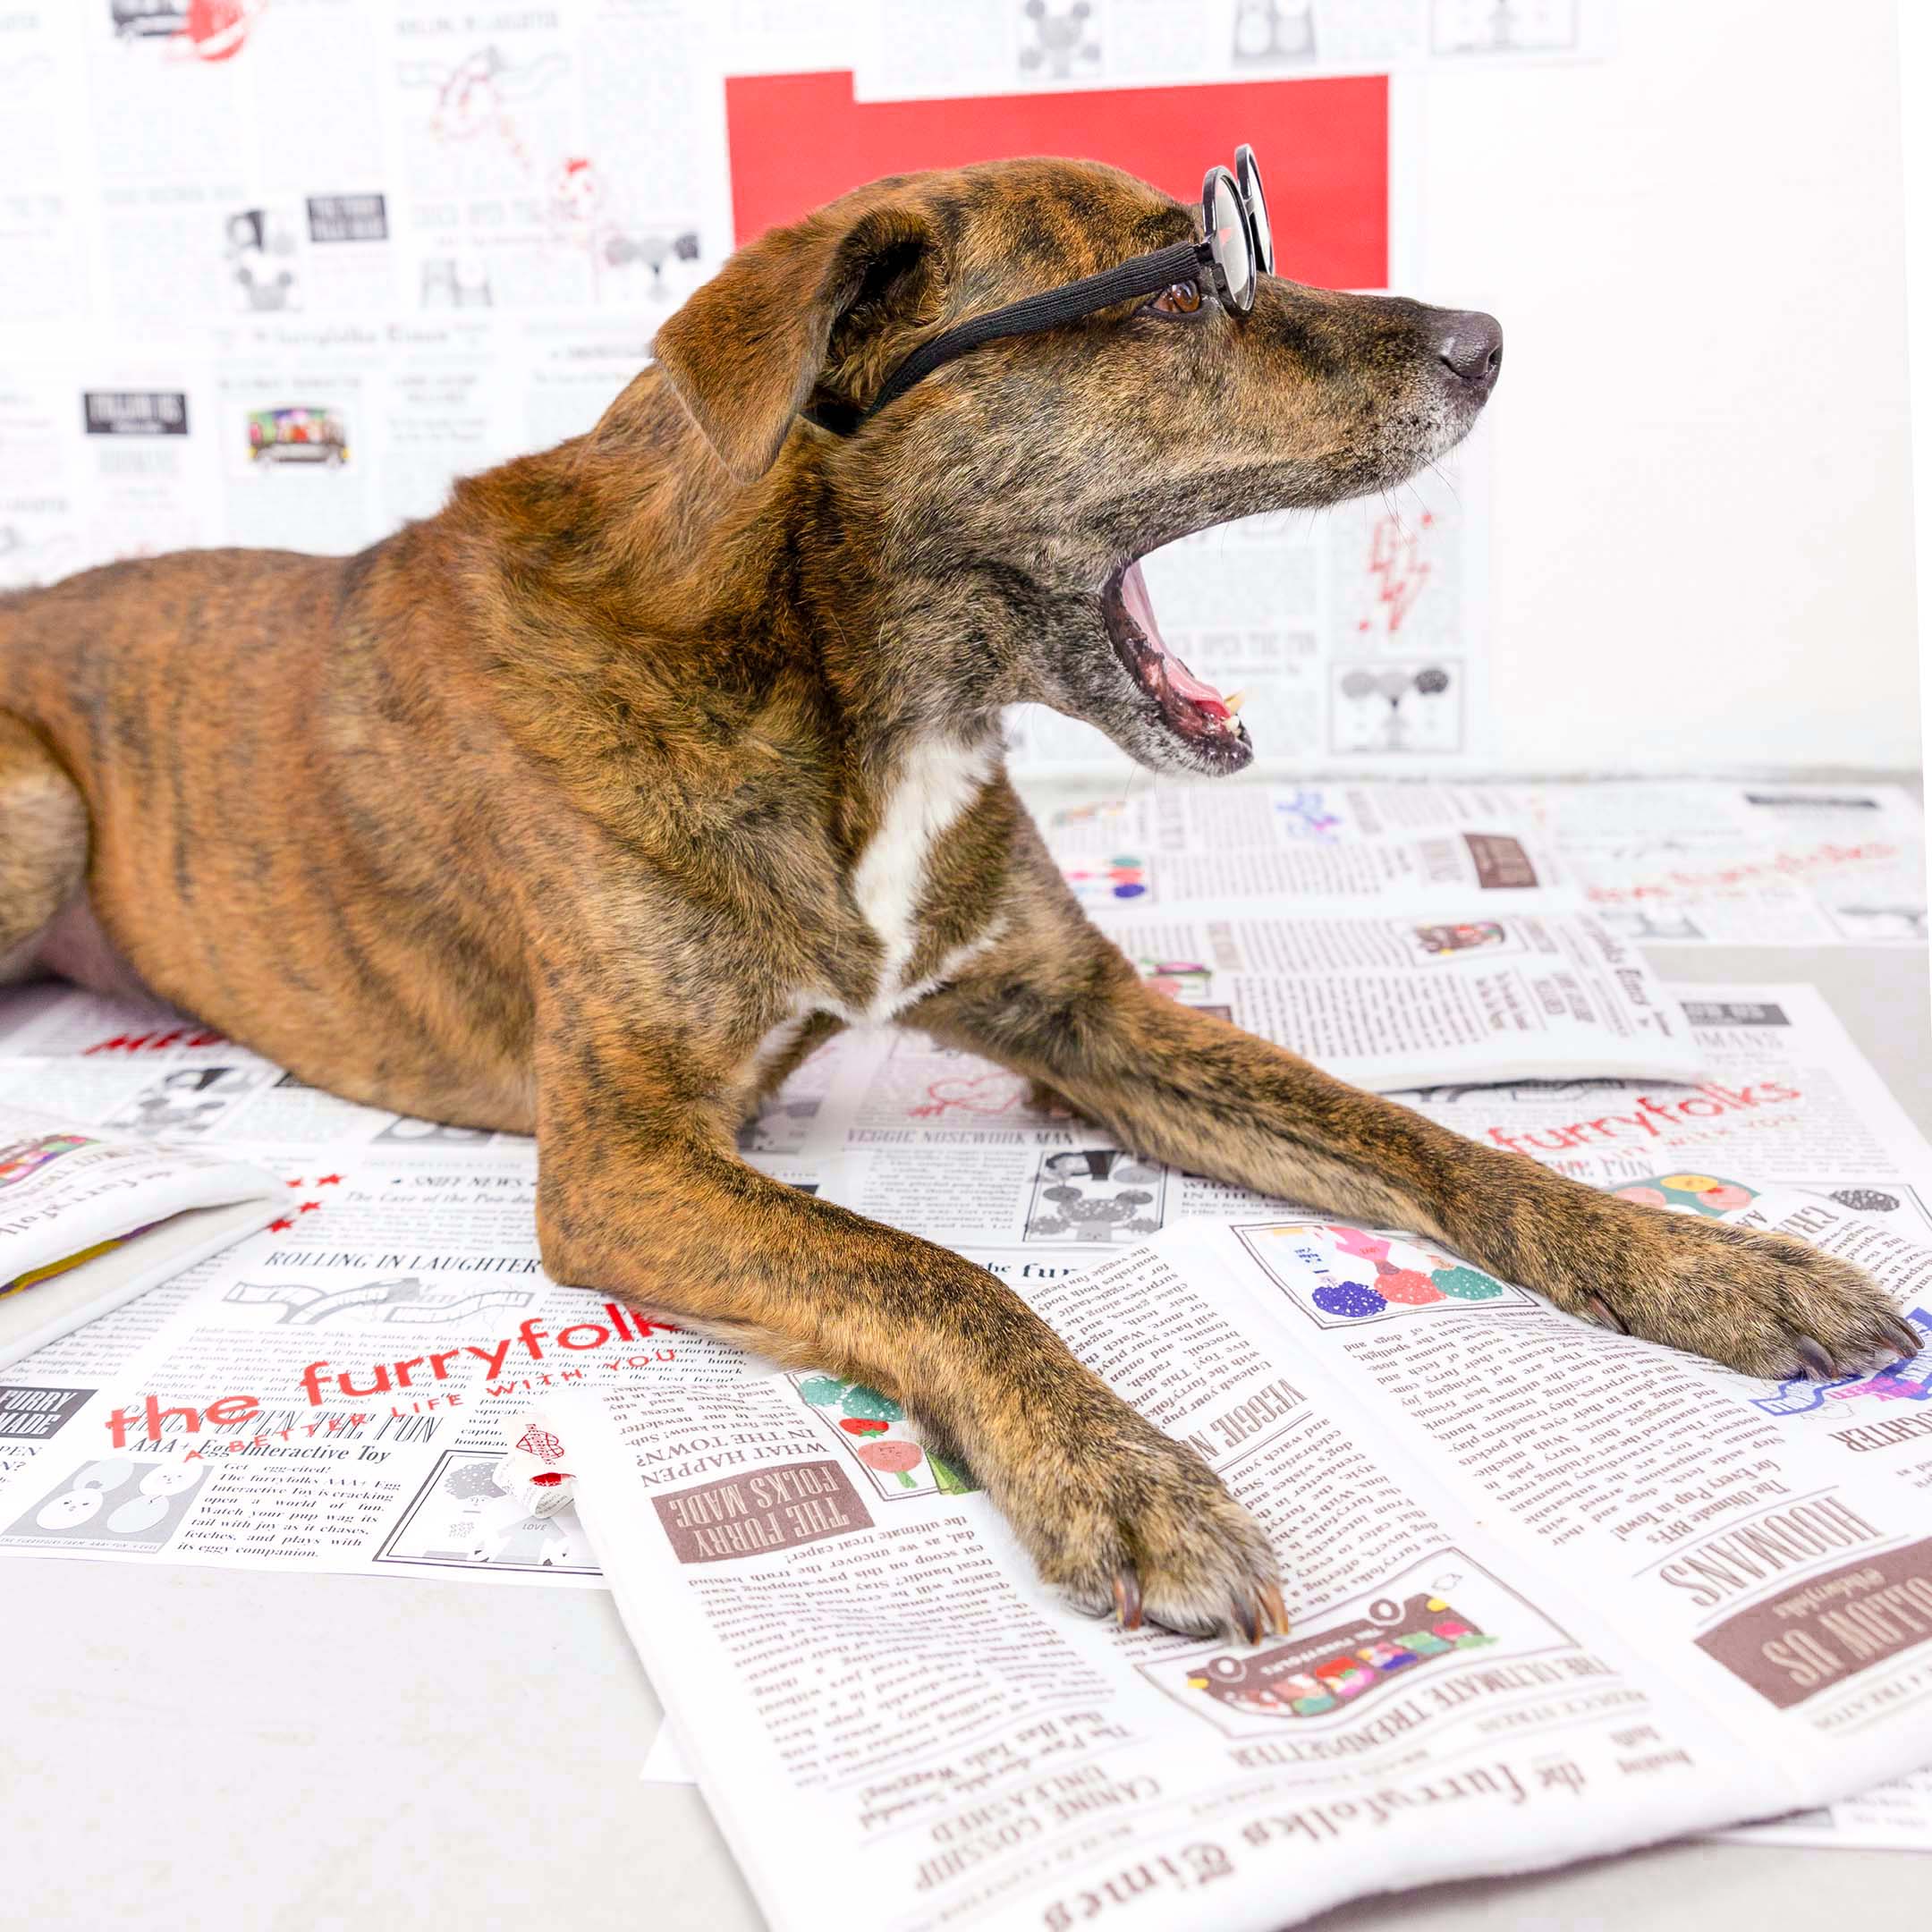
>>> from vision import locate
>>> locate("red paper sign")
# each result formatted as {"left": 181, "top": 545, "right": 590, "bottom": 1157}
{"left": 724, "top": 70, "right": 1387, "bottom": 289}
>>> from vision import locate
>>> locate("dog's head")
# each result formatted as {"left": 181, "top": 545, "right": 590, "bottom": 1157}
{"left": 650, "top": 157, "right": 1499, "bottom": 775}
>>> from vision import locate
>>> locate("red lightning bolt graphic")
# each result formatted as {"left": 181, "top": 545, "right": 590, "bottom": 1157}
{"left": 1364, "top": 515, "right": 1431, "bottom": 635}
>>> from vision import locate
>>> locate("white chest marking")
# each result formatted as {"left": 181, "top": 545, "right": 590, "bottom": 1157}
{"left": 847, "top": 738, "right": 996, "bottom": 1025}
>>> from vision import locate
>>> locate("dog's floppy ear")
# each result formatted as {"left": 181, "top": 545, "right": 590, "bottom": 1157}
{"left": 650, "top": 197, "right": 940, "bottom": 483}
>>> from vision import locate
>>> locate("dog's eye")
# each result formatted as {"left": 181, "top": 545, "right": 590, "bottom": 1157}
{"left": 1145, "top": 278, "right": 1203, "bottom": 317}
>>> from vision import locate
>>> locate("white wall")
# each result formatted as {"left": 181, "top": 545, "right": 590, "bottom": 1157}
{"left": 1411, "top": 0, "right": 1919, "bottom": 773}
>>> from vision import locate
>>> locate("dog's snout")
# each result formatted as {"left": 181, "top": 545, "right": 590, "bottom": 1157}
{"left": 1436, "top": 310, "right": 1504, "bottom": 394}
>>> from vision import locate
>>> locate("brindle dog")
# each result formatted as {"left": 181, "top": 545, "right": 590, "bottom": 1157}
{"left": 0, "top": 160, "right": 1913, "bottom": 1640}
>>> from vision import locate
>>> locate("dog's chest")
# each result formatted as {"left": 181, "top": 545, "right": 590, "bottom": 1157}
{"left": 834, "top": 738, "right": 996, "bottom": 1026}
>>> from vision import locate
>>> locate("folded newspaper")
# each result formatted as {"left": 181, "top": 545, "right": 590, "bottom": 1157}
{"left": 0, "top": 1102, "right": 281, "bottom": 1371}
{"left": 545, "top": 1181, "right": 1932, "bottom": 1932}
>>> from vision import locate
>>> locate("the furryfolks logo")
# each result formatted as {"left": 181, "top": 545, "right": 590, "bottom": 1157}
{"left": 1478, "top": 1080, "right": 1803, "bottom": 1157}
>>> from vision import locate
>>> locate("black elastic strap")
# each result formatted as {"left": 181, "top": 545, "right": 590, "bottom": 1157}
{"left": 853, "top": 238, "right": 1204, "bottom": 428}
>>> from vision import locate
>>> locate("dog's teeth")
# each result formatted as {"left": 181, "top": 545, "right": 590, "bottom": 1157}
{"left": 1222, "top": 690, "right": 1250, "bottom": 718}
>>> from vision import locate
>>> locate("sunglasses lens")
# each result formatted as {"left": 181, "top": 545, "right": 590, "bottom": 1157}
{"left": 1210, "top": 172, "right": 1253, "bottom": 311}
{"left": 1240, "top": 148, "right": 1274, "bottom": 275}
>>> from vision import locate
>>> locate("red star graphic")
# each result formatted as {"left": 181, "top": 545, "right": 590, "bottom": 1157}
{"left": 317, "top": 1174, "right": 343, "bottom": 1185}
{"left": 298, "top": 1200, "right": 321, "bottom": 1213}
{"left": 286, "top": 1178, "right": 304, "bottom": 1188}
{"left": 268, "top": 1217, "right": 294, "bottom": 1233}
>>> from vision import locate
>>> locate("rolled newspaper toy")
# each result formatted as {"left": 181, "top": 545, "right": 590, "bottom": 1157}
{"left": 490, "top": 1443, "right": 577, "bottom": 1518}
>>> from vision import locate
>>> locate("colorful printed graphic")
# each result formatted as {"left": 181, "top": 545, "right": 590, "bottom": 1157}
{"left": 1061, "top": 853, "right": 1148, "bottom": 904}
{"left": 1133, "top": 957, "right": 1213, "bottom": 1001}
{"left": 1140, "top": 1554, "right": 1570, "bottom": 1742}
{"left": 1239, "top": 1221, "right": 1530, "bottom": 1329}
{"left": 1270, "top": 787, "right": 1343, "bottom": 841}
{"left": 0, "top": 1133, "right": 95, "bottom": 1189}
{"left": 247, "top": 406, "right": 348, "bottom": 465}
{"left": 1610, "top": 1172, "right": 1757, "bottom": 1216}
{"left": 906, "top": 1067, "right": 1035, "bottom": 1119}
{"left": 111, "top": 0, "right": 266, "bottom": 63}
{"left": 792, "top": 1375, "right": 975, "bottom": 1499}
{"left": 1187, "top": 1589, "right": 1495, "bottom": 1719}
{"left": 1047, "top": 799, "right": 1130, "bottom": 833}
{"left": 1411, "top": 919, "right": 1505, "bottom": 956}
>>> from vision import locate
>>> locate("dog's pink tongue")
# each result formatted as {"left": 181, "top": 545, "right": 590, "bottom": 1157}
{"left": 1120, "top": 560, "right": 1231, "bottom": 719}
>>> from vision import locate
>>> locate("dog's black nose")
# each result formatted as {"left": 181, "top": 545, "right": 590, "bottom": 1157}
{"left": 1436, "top": 311, "right": 1504, "bottom": 393}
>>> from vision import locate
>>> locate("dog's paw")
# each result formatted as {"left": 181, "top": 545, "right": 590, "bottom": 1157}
{"left": 994, "top": 1406, "right": 1287, "bottom": 1641}
{"left": 1577, "top": 1204, "right": 1919, "bottom": 1382}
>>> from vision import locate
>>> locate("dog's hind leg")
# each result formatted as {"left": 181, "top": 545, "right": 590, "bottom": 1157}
{"left": 533, "top": 1046, "right": 1286, "bottom": 1644}
{"left": 0, "top": 713, "right": 88, "bottom": 984}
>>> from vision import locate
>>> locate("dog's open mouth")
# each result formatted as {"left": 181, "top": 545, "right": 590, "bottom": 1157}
{"left": 1102, "top": 559, "right": 1253, "bottom": 771}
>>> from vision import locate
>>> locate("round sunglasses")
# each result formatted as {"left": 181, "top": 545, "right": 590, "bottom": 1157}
{"left": 843, "top": 143, "right": 1275, "bottom": 429}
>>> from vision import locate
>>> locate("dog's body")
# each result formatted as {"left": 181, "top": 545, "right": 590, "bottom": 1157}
{"left": 0, "top": 159, "right": 1911, "bottom": 1639}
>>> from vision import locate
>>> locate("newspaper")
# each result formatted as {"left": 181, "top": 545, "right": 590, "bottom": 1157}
{"left": 0, "top": 1100, "right": 279, "bottom": 1374}
{"left": 1034, "top": 778, "right": 1929, "bottom": 944}
{"left": 543, "top": 1170, "right": 1932, "bottom": 1932}
{"left": 1089, "top": 903, "right": 1695, "bottom": 1089}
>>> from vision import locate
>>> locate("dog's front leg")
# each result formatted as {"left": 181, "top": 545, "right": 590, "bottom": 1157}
{"left": 533, "top": 1052, "right": 1286, "bottom": 1641}
{"left": 911, "top": 893, "right": 1915, "bottom": 1383}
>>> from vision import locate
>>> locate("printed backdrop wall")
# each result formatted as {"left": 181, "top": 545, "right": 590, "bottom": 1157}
{"left": 0, "top": 1, "right": 1915, "bottom": 775}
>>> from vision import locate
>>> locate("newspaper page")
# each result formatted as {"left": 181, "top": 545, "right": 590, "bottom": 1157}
{"left": 1089, "top": 903, "right": 1697, "bottom": 1089}
{"left": 853, "top": 0, "right": 1619, "bottom": 100}
{"left": 544, "top": 1178, "right": 1931, "bottom": 1932}
{"left": 1032, "top": 778, "right": 1929, "bottom": 944}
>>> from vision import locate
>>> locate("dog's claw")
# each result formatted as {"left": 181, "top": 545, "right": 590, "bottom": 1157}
{"left": 1878, "top": 1315, "right": 1923, "bottom": 1363}
{"left": 1792, "top": 1335, "right": 1841, "bottom": 1382}
{"left": 1112, "top": 1566, "right": 1143, "bottom": 1631}
{"left": 1586, "top": 1293, "right": 1626, "bottom": 1334}
{"left": 1258, "top": 1580, "right": 1291, "bottom": 1637}
{"left": 1233, "top": 1594, "right": 1263, "bottom": 1645}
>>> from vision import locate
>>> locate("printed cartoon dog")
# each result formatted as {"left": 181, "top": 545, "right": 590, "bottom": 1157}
{"left": 1, "top": 156, "right": 1913, "bottom": 1640}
